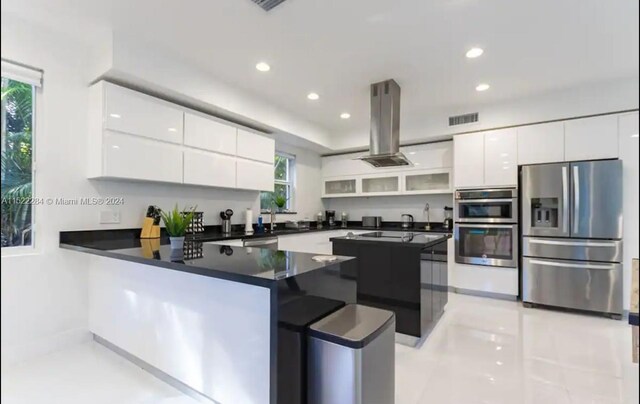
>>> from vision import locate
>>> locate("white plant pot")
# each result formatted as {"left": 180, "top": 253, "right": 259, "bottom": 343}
{"left": 169, "top": 236, "right": 185, "bottom": 250}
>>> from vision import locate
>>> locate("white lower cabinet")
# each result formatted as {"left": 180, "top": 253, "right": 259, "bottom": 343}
{"left": 236, "top": 158, "right": 274, "bottom": 192}
{"left": 183, "top": 149, "right": 236, "bottom": 188}
{"left": 102, "top": 131, "right": 183, "bottom": 183}
{"left": 277, "top": 230, "right": 369, "bottom": 255}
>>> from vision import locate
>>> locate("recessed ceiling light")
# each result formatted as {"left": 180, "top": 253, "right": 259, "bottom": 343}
{"left": 409, "top": 152, "right": 417, "bottom": 155}
{"left": 255, "top": 62, "right": 270, "bottom": 72}
{"left": 110, "top": 113, "right": 121, "bottom": 118}
{"left": 340, "top": 112, "right": 351, "bottom": 119}
{"left": 476, "top": 83, "right": 490, "bottom": 92}
{"left": 168, "top": 127, "right": 177, "bottom": 132}
{"left": 496, "top": 346, "right": 502, "bottom": 351}
{"left": 307, "top": 92, "right": 319, "bottom": 100}
{"left": 500, "top": 153, "right": 509, "bottom": 157}
{"left": 466, "top": 47, "right": 484, "bottom": 59}
{"left": 631, "top": 133, "right": 639, "bottom": 138}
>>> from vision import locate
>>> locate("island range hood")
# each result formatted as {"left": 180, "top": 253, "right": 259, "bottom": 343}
{"left": 358, "top": 79, "right": 412, "bottom": 168}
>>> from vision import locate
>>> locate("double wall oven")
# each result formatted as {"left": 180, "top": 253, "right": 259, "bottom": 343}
{"left": 454, "top": 188, "right": 518, "bottom": 268}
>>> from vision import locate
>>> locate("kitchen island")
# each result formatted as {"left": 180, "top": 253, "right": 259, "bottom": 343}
{"left": 60, "top": 230, "right": 358, "bottom": 404}
{"left": 331, "top": 231, "right": 450, "bottom": 346}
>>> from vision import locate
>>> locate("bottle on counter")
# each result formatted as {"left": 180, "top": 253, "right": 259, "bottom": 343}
{"left": 317, "top": 211, "right": 323, "bottom": 229}
{"left": 341, "top": 212, "right": 348, "bottom": 228}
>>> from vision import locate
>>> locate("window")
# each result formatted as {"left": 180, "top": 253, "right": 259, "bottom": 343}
{"left": 260, "top": 153, "right": 295, "bottom": 212}
{"left": 1, "top": 61, "right": 40, "bottom": 248}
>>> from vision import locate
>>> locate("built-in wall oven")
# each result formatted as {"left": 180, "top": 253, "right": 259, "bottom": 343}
{"left": 454, "top": 188, "right": 518, "bottom": 268}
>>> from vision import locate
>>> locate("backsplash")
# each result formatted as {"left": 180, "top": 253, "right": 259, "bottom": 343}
{"left": 322, "top": 194, "right": 454, "bottom": 224}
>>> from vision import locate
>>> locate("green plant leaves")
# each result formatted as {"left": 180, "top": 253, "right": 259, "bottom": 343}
{"left": 160, "top": 204, "right": 196, "bottom": 237}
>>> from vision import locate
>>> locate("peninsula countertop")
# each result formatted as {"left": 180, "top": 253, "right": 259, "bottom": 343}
{"left": 60, "top": 230, "right": 355, "bottom": 288}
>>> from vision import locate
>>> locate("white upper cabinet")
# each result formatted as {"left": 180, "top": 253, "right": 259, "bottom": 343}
{"left": 517, "top": 122, "right": 565, "bottom": 165}
{"left": 237, "top": 129, "right": 275, "bottom": 164}
{"left": 183, "top": 149, "right": 236, "bottom": 188}
{"left": 321, "top": 153, "right": 372, "bottom": 178}
{"left": 104, "top": 83, "right": 183, "bottom": 144}
{"left": 103, "top": 131, "right": 183, "bottom": 183}
{"left": 454, "top": 133, "right": 485, "bottom": 188}
{"left": 564, "top": 115, "right": 619, "bottom": 161}
{"left": 184, "top": 113, "right": 237, "bottom": 155}
{"left": 403, "top": 142, "right": 453, "bottom": 169}
{"left": 236, "top": 159, "right": 274, "bottom": 192}
{"left": 484, "top": 128, "right": 518, "bottom": 187}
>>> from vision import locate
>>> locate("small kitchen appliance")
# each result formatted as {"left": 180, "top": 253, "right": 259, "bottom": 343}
{"left": 401, "top": 214, "right": 414, "bottom": 229}
{"left": 362, "top": 216, "right": 383, "bottom": 228}
{"left": 341, "top": 212, "right": 349, "bottom": 228}
{"left": 443, "top": 206, "right": 453, "bottom": 230}
{"left": 326, "top": 210, "right": 336, "bottom": 227}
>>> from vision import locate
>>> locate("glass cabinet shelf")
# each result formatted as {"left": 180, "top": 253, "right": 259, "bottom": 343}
{"left": 404, "top": 171, "right": 451, "bottom": 193}
{"left": 362, "top": 176, "right": 400, "bottom": 194}
{"left": 324, "top": 178, "right": 357, "bottom": 195}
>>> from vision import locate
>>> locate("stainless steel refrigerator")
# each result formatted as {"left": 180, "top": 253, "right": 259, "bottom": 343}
{"left": 521, "top": 160, "right": 623, "bottom": 318}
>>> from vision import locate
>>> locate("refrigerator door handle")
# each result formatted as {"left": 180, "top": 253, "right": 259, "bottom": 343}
{"left": 562, "top": 166, "right": 569, "bottom": 233}
{"left": 528, "top": 239, "right": 619, "bottom": 248}
{"left": 528, "top": 259, "right": 616, "bottom": 271}
{"left": 572, "top": 165, "right": 580, "bottom": 234}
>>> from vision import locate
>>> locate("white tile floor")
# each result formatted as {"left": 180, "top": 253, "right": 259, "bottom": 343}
{"left": 1, "top": 293, "right": 638, "bottom": 404}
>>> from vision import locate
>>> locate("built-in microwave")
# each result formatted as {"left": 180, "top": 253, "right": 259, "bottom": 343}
{"left": 455, "top": 188, "right": 518, "bottom": 223}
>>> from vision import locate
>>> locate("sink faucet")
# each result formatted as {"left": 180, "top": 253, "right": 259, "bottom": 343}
{"left": 424, "top": 203, "right": 431, "bottom": 230}
{"left": 270, "top": 201, "right": 277, "bottom": 233}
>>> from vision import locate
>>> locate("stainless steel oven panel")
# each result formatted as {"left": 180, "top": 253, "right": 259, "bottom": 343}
{"left": 522, "top": 257, "right": 623, "bottom": 315}
{"left": 454, "top": 224, "right": 518, "bottom": 268}
{"left": 455, "top": 188, "right": 518, "bottom": 200}
{"left": 455, "top": 198, "right": 518, "bottom": 223}
{"left": 523, "top": 237, "right": 623, "bottom": 263}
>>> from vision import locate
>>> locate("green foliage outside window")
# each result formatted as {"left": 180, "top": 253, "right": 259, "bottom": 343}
{"left": 1, "top": 78, "right": 34, "bottom": 247}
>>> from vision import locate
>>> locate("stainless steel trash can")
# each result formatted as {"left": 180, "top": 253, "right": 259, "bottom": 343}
{"left": 307, "top": 304, "right": 395, "bottom": 404}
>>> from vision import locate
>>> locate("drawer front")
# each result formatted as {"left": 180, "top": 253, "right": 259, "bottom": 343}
{"left": 105, "top": 84, "right": 183, "bottom": 144}
{"left": 523, "top": 257, "right": 623, "bottom": 314}
{"left": 523, "top": 237, "right": 623, "bottom": 263}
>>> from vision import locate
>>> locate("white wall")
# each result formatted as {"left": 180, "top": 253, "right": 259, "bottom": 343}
{"left": 332, "top": 77, "right": 640, "bottom": 151}
{"left": 0, "top": 15, "right": 323, "bottom": 366}
{"left": 323, "top": 194, "right": 453, "bottom": 225}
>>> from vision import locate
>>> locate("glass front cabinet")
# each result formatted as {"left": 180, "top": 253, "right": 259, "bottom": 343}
{"left": 402, "top": 169, "right": 452, "bottom": 194}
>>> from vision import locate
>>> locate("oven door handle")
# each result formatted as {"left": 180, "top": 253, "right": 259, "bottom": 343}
{"left": 455, "top": 224, "right": 517, "bottom": 229}
{"left": 456, "top": 198, "right": 516, "bottom": 203}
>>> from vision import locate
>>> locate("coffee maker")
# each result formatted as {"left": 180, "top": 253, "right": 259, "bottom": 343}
{"left": 325, "top": 210, "right": 336, "bottom": 227}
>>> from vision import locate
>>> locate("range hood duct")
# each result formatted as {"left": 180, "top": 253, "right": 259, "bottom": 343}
{"left": 358, "top": 79, "right": 411, "bottom": 168}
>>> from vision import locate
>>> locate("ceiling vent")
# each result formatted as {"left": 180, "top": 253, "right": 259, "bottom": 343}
{"left": 250, "top": 0, "right": 287, "bottom": 11}
{"left": 449, "top": 112, "right": 479, "bottom": 126}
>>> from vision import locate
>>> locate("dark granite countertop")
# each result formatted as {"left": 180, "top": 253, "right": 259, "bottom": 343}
{"left": 330, "top": 231, "right": 451, "bottom": 248}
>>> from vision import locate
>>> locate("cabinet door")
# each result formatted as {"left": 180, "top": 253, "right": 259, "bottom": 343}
{"left": 565, "top": 115, "right": 618, "bottom": 161}
{"left": 321, "top": 153, "right": 373, "bottom": 177}
{"left": 401, "top": 141, "right": 453, "bottom": 169}
{"left": 236, "top": 129, "right": 275, "bottom": 164}
{"left": 183, "top": 149, "right": 236, "bottom": 188}
{"left": 103, "top": 131, "right": 183, "bottom": 183}
{"left": 361, "top": 174, "right": 401, "bottom": 196}
{"left": 322, "top": 177, "right": 359, "bottom": 197}
{"left": 184, "top": 113, "right": 237, "bottom": 155}
{"left": 517, "top": 122, "right": 565, "bottom": 165}
{"left": 236, "top": 158, "right": 274, "bottom": 191}
{"left": 402, "top": 169, "right": 451, "bottom": 194}
{"left": 104, "top": 83, "right": 183, "bottom": 144}
{"left": 484, "top": 128, "right": 518, "bottom": 187}
{"left": 454, "top": 133, "right": 484, "bottom": 188}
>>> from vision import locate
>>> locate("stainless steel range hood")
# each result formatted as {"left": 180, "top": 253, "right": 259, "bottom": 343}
{"left": 358, "top": 79, "right": 411, "bottom": 168}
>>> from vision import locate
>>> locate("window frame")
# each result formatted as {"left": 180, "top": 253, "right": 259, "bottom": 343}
{"left": 1, "top": 72, "right": 39, "bottom": 255}
{"left": 261, "top": 151, "right": 296, "bottom": 213}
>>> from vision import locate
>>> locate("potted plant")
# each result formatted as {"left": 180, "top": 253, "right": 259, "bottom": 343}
{"left": 160, "top": 204, "right": 195, "bottom": 250}
{"left": 272, "top": 194, "right": 289, "bottom": 213}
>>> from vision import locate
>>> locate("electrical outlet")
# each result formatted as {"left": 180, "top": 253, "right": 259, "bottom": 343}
{"left": 100, "top": 210, "right": 121, "bottom": 224}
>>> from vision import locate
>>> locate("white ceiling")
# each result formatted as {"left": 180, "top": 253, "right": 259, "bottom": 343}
{"left": 4, "top": 0, "right": 639, "bottom": 139}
